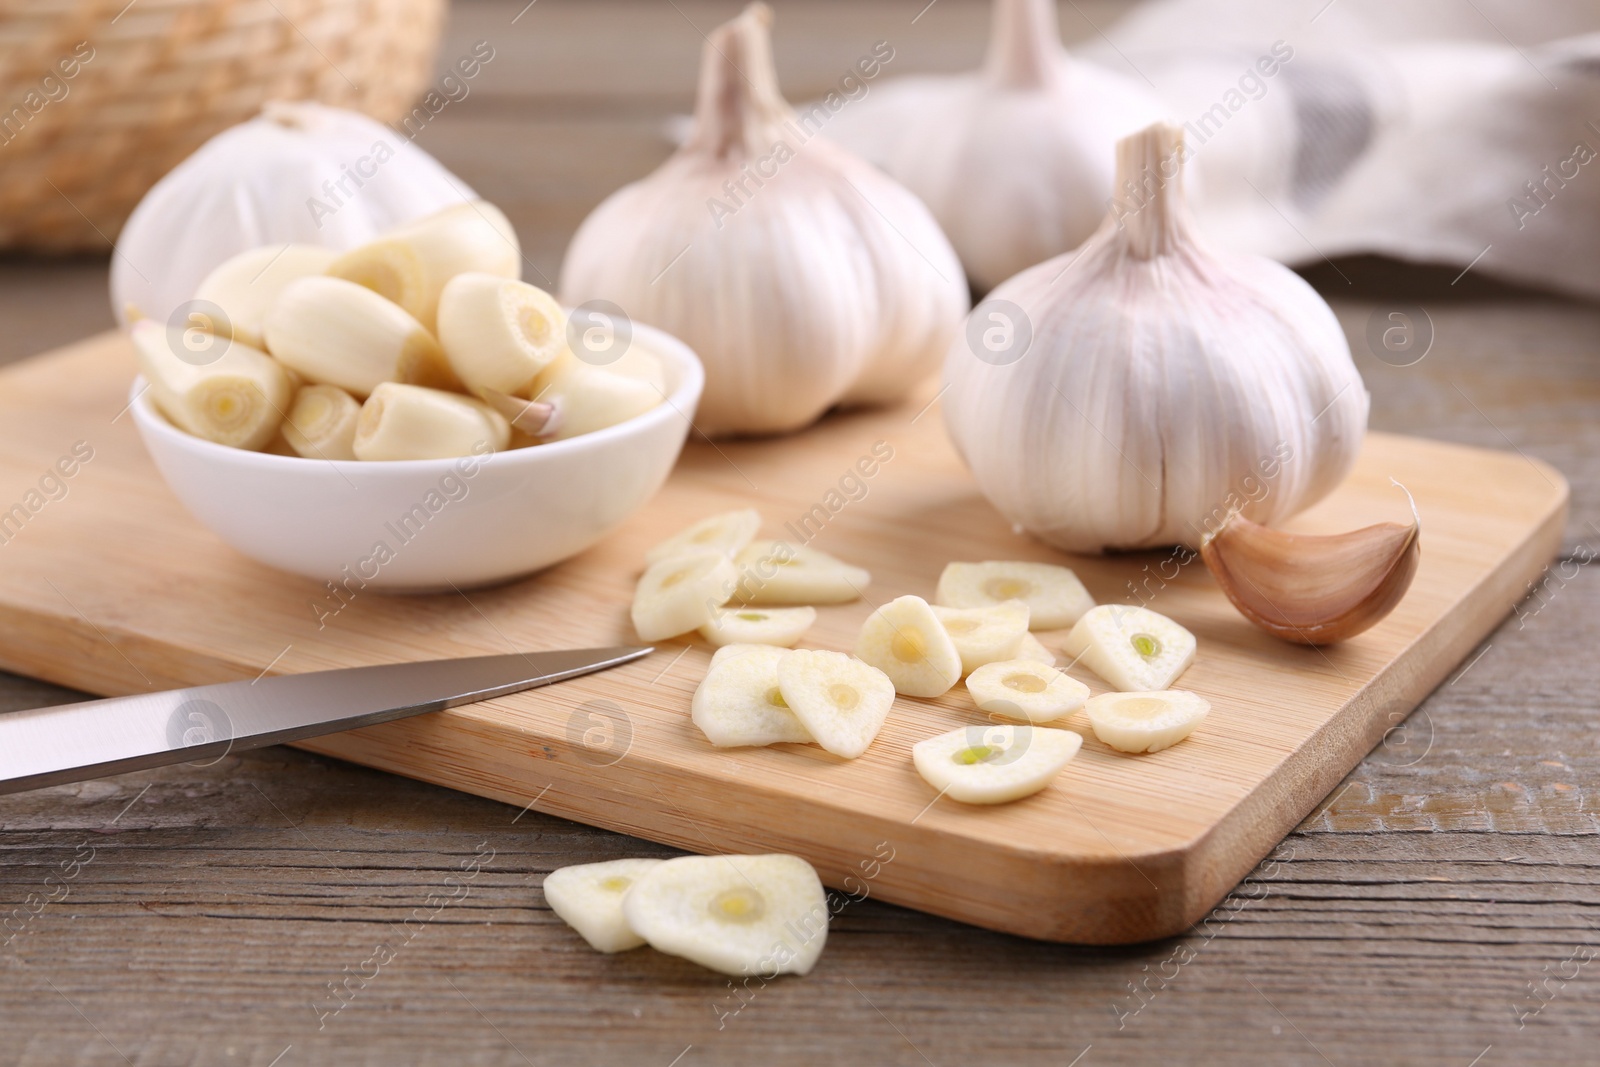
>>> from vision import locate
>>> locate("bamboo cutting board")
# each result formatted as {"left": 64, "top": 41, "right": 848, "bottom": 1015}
{"left": 0, "top": 332, "right": 1569, "bottom": 944}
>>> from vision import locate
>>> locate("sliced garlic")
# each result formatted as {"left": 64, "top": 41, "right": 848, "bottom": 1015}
{"left": 282, "top": 383, "right": 361, "bottom": 460}
{"left": 435, "top": 272, "right": 566, "bottom": 396}
{"left": 710, "top": 643, "right": 774, "bottom": 668}
{"left": 912, "top": 723, "right": 1082, "bottom": 805}
{"left": 691, "top": 645, "right": 812, "bottom": 747}
{"left": 646, "top": 509, "right": 762, "bottom": 564}
{"left": 935, "top": 561, "right": 1094, "bottom": 630}
{"left": 699, "top": 605, "right": 815, "bottom": 648}
{"left": 1084, "top": 690, "right": 1210, "bottom": 754}
{"left": 853, "top": 595, "right": 962, "bottom": 698}
{"left": 193, "top": 243, "right": 339, "bottom": 350}
{"left": 131, "top": 321, "right": 292, "bottom": 451}
{"left": 352, "top": 383, "right": 510, "bottom": 461}
{"left": 1016, "top": 632, "right": 1055, "bottom": 666}
{"left": 263, "top": 276, "right": 459, "bottom": 398}
{"left": 622, "top": 854, "right": 829, "bottom": 978}
{"left": 777, "top": 649, "right": 895, "bottom": 759}
{"left": 543, "top": 858, "right": 664, "bottom": 953}
{"left": 966, "top": 659, "right": 1089, "bottom": 723}
{"left": 326, "top": 200, "right": 520, "bottom": 332}
{"left": 733, "top": 540, "right": 870, "bottom": 605}
{"left": 531, "top": 352, "right": 662, "bottom": 440}
{"left": 931, "top": 600, "right": 1030, "bottom": 675}
{"left": 1063, "top": 605, "right": 1196, "bottom": 692}
{"left": 631, "top": 551, "right": 739, "bottom": 642}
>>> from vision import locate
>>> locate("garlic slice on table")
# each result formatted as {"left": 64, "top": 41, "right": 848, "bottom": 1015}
{"left": 1063, "top": 605, "right": 1196, "bottom": 693}
{"left": 820, "top": 0, "right": 1171, "bottom": 292}
{"left": 559, "top": 2, "right": 968, "bottom": 434}
{"left": 936, "top": 561, "right": 1094, "bottom": 629}
{"left": 931, "top": 600, "right": 1030, "bottom": 675}
{"left": 543, "top": 858, "right": 664, "bottom": 953}
{"left": 131, "top": 321, "right": 292, "bottom": 451}
{"left": 647, "top": 509, "right": 762, "bottom": 565}
{"left": 632, "top": 551, "right": 739, "bottom": 642}
{"left": 699, "top": 605, "right": 816, "bottom": 648}
{"left": 352, "top": 383, "right": 510, "bottom": 461}
{"left": 942, "top": 121, "right": 1369, "bottom": 553}
{"left": 777, "top": 650, "right": 895, "bottom": 759}
{"left": 1015, "top": 632, "right": 1056, "bottom": 666}
{"left": 1085, "top": 690, "right": 1210, "bottom": 754}
{"left": 733, "top": 540, "right": 869, "bottom": 605}
{"left": 966, "top": 659, "right": 1089, "bottom": 724}
{"left": 193, "top": 244, "right": 339, "bottom": 350}
{"left": 691, "top": 645, "right": 812, "bottom": 747}
{"left": 622, "top": 854, "right": 829, "bottom": 977}
{"left": 912, "top": 723, "right": 1082, "bottom": 805}
{"left": 854, "top": 595, "right": 963, "bottom": 698}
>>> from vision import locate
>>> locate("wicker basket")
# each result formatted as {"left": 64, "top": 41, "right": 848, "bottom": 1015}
{"left": 0, "top": 0, "right": 445, "bottom": 252}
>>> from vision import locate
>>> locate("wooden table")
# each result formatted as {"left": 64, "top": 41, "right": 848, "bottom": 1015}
{"left": 2, "top": 2, "right": 1597, "bottom": 1064}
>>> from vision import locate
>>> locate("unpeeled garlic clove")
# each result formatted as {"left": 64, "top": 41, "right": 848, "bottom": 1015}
{"left": 1200, "top": 513, "right": 1420, "bottom": 645}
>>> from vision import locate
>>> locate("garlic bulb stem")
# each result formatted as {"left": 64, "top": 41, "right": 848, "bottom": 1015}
{"left": 1118, "top": 123, "right": 1187, "bottom": 260}
{"left": 686, "top": 2, "right": 789, "bottom": 158}
{"left": 984, "top": 0, "right": 1061, "bottom": 90}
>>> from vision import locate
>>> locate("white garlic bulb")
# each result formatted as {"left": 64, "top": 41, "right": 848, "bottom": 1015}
{"left": 112, "top": 101, "right": 476, "bottom": 331}
{"left": 943, "top": 122, "right": 1368, "bottom": 553}
{"left": 559, "top": 3, "right": 967, "bottom": 435}
{"left": 820, "top": 0, "right": 1170, "bottom": 293}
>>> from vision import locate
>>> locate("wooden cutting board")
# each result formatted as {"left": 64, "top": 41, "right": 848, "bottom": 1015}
{"left": 0, "top": 332, "right": 1568, "bottom": 944}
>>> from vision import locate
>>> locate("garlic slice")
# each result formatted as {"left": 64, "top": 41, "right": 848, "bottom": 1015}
{"left": 1201, "top": 512, "right": 1420, "bottom": 645}
{"left": 193, "top": 243, "right": 339, "bottom": 350}
{"left": 966, "top": 659, "right": 1089, "bottom": 723}
{"left": 263, "top": 276, "right": 459, "bottom": 398}
{"left": 912, "top": 723, "right": 1082, "bottom": 805}
{"left": 631, "top": 551, "right": 739, "bottom": 642}
{"left": 543, "top": 858, "right": 664, "bottom": 953}
{"left": 530, "top": 352, "right": 662, "bottom": 440}
{"left": 1084, "top": 690, "right": 1210, "bottom": 754}
{"left": 691, "top": 645, "right": 812, "bottom": 747}
{"left": 647, "top": 509, "right": 762, "bottom": 564}
{"left": 931, "top": 600, "right": 1030, "bottom": 675}
{"left": 131, "top": 321, "right": 292, "bottom": 451}
{"left": 282, "top": 383, "right": 361, "bottom": 460}
{"left": 853, "top": 595, "right": 963, "bottom": 698}
{"left": 326, "top": 200, "right": 520, "bottom": 332}
{"left": 1016, "top": 632, "right": 1055, "bottom": 666}
{"left": 436, "top": 272, "right": 566, "bottom": 396}
{"left": 733, "top": 540, "right": 870, "bottom": 605}
{"left": 352, "top": 383, "right": 510, "bottom": 461}
{"left": 710, "top": 643, "right": 775, "bottom": 668}
{"left": 935, "top": 561, "right": 1094, "bottom": 630}
{"left": 699, "top": 605, "right": 816, "bottom": 649}
{"left": 1062, "top": 605, "right": 1196, "bottom": 692}
{"left": 777, "top": 649, "right": 895, "bottom": 759}
{"left": 621, "top": 854, "right": 829, "bottom": 977}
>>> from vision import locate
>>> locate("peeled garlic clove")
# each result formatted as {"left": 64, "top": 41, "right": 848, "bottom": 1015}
{"left": 435, "top": 272, "right": 566, "bottom": 396}
{"left": 543, "top": 858, "right": 664, "bottom": 953}
{"left": 853, "top": 595, "right": 963, "bottom": 698}
{"left": 631, "top": 551, "right": 739, "bottom": 642}
{"left": 1063, "top": 605, "right": 1196, "bottom": 692}
{"left": 559, "top": 3, "right": 967, "bottom": 434}
{"left": 352, "top": 383, "right": 510, "bottom": 461}
{"left": 941, "top": 122, "right": 1369, "bottom": 553}
{"left": 531, "top": 353, "right": 662, "bottom": 440}
{"left": 699, "top": 605, "right": 815, "bottom": 649}
{"left": 932, "top": 600, "right": 1030, "bottom": 675}
{"left": 1016, "top": 632, "right": 1055, "bottom": 666}
{"left": 691, "top": 645, "right": 812, "bottom": 747}
{"left": 647, "top": 509, "right": 762, "bottom": 565}
{"left": 1085, "top": 690, "right": 1210, "bottom": 754}
{"left": 194, "top": 243, "right": 339, "bottom": 350}
{"left": 282, "top": 383, "right": 361, "bottom": 461}
{"left": 477, "top": 389, "right": 557, "bottom": 437}
{"left": 966, "top": 659, "right": 1089, "bottom": 724}
{"left": 263, "top": 276, "right": 459, "bottom": 398}
{"left": 777, "top": 649, "right": 895, "bottom": 759}
{"left": 327, "top": 201, "right": 520, "bottom": 332}
{"left": 131, "top": 321, "right": 292, "bottom": 451}
{"left": 911, "top": 723, "right": 1082, "bottom": 805}
{"left": 935, "top": 561, "right": 1094, "bottom": 630}
{"left": 733, "top": 540, "right": 870, "bottom": 605}
{"left": 622, "top": 854, "right": 829, "bottom": 977}
{"left": 1201, "top": 513, "right": 1420, "bottom": 645}
{"left": 606, "top": 346, "right": 667, "bottom": 394}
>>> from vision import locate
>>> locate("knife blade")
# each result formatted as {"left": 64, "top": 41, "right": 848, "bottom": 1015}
{"left": 0, "top": 646, "right": 652, "bottom": 796}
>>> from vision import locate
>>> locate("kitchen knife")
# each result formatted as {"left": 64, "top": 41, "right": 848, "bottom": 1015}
{"left": 0, "top": 646, "right": 652, "bottom": 795}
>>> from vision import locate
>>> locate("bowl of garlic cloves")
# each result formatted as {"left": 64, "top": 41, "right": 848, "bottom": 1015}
{"left": 127, "top": 200, "right": 704, "bottom": 591}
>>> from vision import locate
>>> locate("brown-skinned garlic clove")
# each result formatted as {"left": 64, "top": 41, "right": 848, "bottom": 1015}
{"left": 1200, "top": 513, "right": 1419, "bottom": 645}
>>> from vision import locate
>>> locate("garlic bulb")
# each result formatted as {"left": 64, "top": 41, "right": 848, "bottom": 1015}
{"left": 559, "top": 3, "right": 968, "bottom": 435}
{"left": 943, "top": 122, "right": 1368, "bottom": 553}
{"left": 112, "top": 101, "right": 476, "bottom": 331}
{"left": 820, "top": 0, "right": 1169, "bottom": 293}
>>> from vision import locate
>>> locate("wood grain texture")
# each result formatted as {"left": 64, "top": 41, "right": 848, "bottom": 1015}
{"left": 0, "top": 328, "right": 1568, "bottom": 946}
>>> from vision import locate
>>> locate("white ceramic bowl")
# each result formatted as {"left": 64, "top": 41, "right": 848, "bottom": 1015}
{"left": 131, "top": 324, "right": 704, "bottom": 591}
